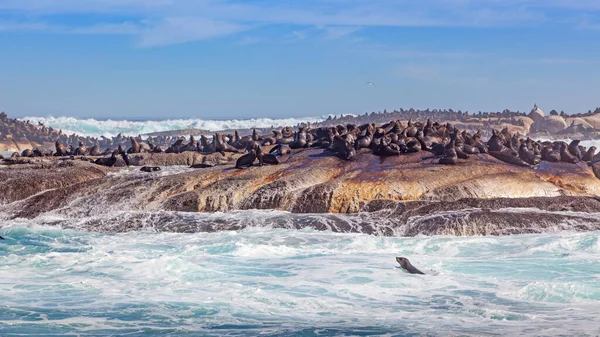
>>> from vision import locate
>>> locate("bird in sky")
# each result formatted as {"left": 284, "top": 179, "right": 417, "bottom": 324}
{"left": 366, "top": 81, "right": 376, "bottom": 87}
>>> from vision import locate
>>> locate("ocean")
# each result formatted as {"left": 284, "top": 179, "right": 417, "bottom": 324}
{"left": 1, "top": 223, "right": 599, "bottom": 336}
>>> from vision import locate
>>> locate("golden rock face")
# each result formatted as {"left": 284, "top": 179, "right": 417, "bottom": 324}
{"left": 2, "top": 150, "right": 600, "bottom": 236}
{"left": 2, "top": 148, "right": 599, "bottom": 217}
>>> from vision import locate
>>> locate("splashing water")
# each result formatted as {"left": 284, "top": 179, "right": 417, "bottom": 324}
{"left": 1, "top": 223, "right": 600, "bottom": 336}
{"left": 21, "top": 115, "right": 330, "bottom": 138}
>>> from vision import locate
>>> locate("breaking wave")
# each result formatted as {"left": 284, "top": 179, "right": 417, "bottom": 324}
{"left": 21, "top": 115, "right": 330, "bottom": 138}
{"left": 0, "top": 225, "right": 599, "bottom": 336}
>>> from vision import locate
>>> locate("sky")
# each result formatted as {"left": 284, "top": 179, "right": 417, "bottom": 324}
{"left": 0, "top": 0, "right": 599, "bottom": 120}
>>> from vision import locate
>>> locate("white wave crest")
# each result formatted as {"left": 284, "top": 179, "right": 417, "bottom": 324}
{"left": 21, "top": 115, "right": 330, "bottom": 138}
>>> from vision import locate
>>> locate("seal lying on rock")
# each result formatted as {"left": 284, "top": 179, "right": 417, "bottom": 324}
{"left": 190, "top": 163, "right": 215, "bottom": 169}
{"left": 269, "top": 144, "right": 291, "bottom": 156}
{"left": 261, "top": 153, "right": 280, "bottom": 165}
{"left": 93, "top": 151, "right": 118, "bottom": 167}
{"left": 489, "top": 151, "right": 531, "bottom": 167}
{"left": 396, "top": 257, "right": 425, "bottom": 275}
{"left": 140, "top": 166, "right": 161, "bottom": 172}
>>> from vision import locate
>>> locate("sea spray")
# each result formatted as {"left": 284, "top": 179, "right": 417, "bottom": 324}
{"left": 21, "top": 115, "right": 331, "bottom": 138}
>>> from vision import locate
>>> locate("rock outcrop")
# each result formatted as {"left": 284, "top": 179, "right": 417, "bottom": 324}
{"left": 2, "top": 149, "right": 599, "bottom": 218}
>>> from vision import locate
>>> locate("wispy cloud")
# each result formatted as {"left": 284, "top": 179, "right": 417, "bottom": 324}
{"left": 0, "top": 21, "right": 54, "bottom": 32}
{"left": 0, "top": 20, "right": 139, "bottom": 35}
{"left": 0, "top": 0, "right": 598, "bottom": 47}
{"left": 321, "top": 26, "right": 361, "bottom": 40}
{"left": 286, "top": 30, "right": 308, "bottom": 43}
{"left": 235, "top": 36, "right": 264, "bottom": 46}
{"left": 136, "top": 18, "right": 246, "bottom": 47}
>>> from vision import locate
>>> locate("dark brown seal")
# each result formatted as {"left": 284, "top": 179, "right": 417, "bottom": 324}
{"left": 140, "top": 166, "right": 161, "bottom": 172}
{"left": 396, "top": 257, "right": 425, "bottom": 275}
{"left": 236, "top": 149, "right": 257, "bottom": 169}
{"left": 93, "top": 150, "right": 118, "bottom": 167}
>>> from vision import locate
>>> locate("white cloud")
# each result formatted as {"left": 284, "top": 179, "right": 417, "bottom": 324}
{"left": 136, "top": 18, "right": 246, "bottom": 47}
{"left": 0, "top": 0, "right": 598, "bottom": 47}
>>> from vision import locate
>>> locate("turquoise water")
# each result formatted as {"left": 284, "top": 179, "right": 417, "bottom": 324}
{"left": 1, "top": 226, "right": 600, "bottom": 336}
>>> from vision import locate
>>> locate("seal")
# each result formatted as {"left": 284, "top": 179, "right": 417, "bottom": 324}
{"left": 439, "top": 136, "right": 458, "bottom": 165}
{"left": 54, "top": 141, "right": 68, "bottom": 156}
{"left": 21, "top": 149, "right": 34, "bottom": 157}
{"left": 121, "top": 152, "right": 131, "bottom": 166}
{"left": 0, "top": 235, "right": 4, "bottom": 240}
{"left": 89, "top": 143, "right": 102, "bottom": 156}
{"left": 489, "top": 151, "right": 530, "bottom": 167}
{"left": 236, "top": 149, "right": 257, "bottom": 169}
{"left": 74, "top": 141, "right": 88, "bottom": 156}
{"left": 518, "top": 142, "right": 540, "bottom": 166}
{"left": 190, "top": 163, "right": 215, "bottom": 168}
{"left": 396, "top": 257, "right": 425, "bottom": 275}
{"left": 568, "top": 140, "right": 582, "bottom": 160}
{"left": 560, "top": 143, "right": 577, "bottom": 164}
{"left": 140, "top": 166, "right": 161, "bottom": 172}
{"left": 582, "top": 146, "right": 596, "bottom": 162}
{"left": 93, "top": 150, "right": 118, "bottom": 167}
{"left": 374, "top": 138, "right": 401, "bottom": 156}
{"left": 129, "top": 136, "right": 142, "bottom": 153}
{"left": 269, "top": 144, "right": 291, "bottom": 156}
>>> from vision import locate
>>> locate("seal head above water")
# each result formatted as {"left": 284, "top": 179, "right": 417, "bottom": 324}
{"left": 396, "top": 257, "right": 425, "bottom": 275}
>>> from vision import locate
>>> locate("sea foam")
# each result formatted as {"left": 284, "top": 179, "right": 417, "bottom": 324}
{"left": 21, "top": 115, "right": 330, "bottom": 138}
{"left": 0, "top": 226, "right": 599, "bottom": 336}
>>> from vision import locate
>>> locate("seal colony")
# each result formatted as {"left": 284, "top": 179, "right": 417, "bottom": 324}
{"left": 6, "top": 115, "right": 599, "bottom": 175}
{"left": 67, "top": 119, "right": 599, "bottom": 175}
{"left": 2, "top": 105, "right": 600, "bottom": 154}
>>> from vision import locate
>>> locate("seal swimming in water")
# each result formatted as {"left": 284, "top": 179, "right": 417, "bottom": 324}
{"left": 0, "top": 235, "right": 4, "bottom": 240}
{"left": 396, "top": 257, "right": 425, "bottom": 275}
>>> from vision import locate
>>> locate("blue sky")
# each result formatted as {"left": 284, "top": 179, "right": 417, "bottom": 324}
{"left": 0, "top": 0, "right": 599, "bottom": 120}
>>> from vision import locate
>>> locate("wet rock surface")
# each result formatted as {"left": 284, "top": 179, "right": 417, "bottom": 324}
{"left": 1, "top": 149, "right": 600, "bottom": 236}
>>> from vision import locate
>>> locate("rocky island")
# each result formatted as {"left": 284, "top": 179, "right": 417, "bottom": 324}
{"left": 2, "top": 108, "right": 600, "bottom": 237}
